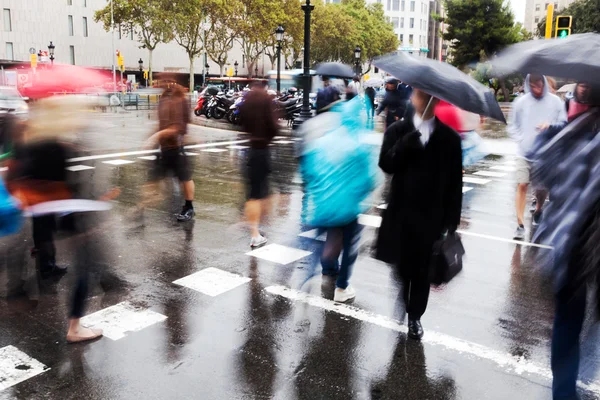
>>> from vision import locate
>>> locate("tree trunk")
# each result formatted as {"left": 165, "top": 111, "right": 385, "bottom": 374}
{"left": 500, "top": 78, "right": 510, "bottom": 102}
{"left": 148, "top": 48, "right": 154, "bottom": 87}
{"left": 219, "top": 64, "right": 224, "bottom": 77}
{"left": 189, "top": 56, "right": 194, "bottom": 93}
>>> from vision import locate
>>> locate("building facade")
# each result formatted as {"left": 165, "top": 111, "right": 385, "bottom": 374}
{"left": 524, "top": 0, "right": 577, "bottom": 34}
{"left": 0, "top": 0, "right": 268, "bottom": 83}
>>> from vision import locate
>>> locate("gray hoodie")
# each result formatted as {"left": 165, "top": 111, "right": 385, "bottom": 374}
{"left": 508, "top": 75, "right": 567, "bottom": 159}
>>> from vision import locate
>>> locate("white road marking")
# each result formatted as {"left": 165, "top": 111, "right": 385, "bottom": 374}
{"left": 273, "top": 140, "right": 295, "bottom": 144}
{"left": 67, "top": 140, "right": 249, "bottom": 162}
{"left": 463, "top": 177, "right": 491, "bottom": 185}
{"left": 173, "top": 267, "right": 251, "bottom": 296}
{"left": 80, "top": 301, "right": 167, "bottom": 341}
{"left": 202, "top": 148, "right": 227, "bottom": 153}
{"left": 462, "top": 186, "right": 473, "bottom": 193}
{"left": 103, "top": 159, "right": 135, "bottom": 166}
{"left": 377, "top": 204, "right": 388, "bottom": 210}
{"left": 66, "top": 165, "right": 95, "bottom": 172}
{"left": 474, "top": 170, "right": 507, "bottom": 178}
{"left": 273, "top": 136, "right": 286, "bottom": 140}
{"left": 138, "top": 155, "right": 157, "bottom": 160}
{"left": 358, "top": 214, "right": 382, "bottom": 228}
{"left": 185, "top": 152, "right": 199, "bottom": 156}
{"left": 264, "top": 285, "right": 600, "bottom": 396}
{"left": 457, "top": 230, "right": 553, "bottom": 249}
{"left": 298, "top": 229, "right": 327, "bottom": 241}
{"left": 246, "top": 243, "right": 312, "bottom": 265}
{"left": 490, "top": 166, "right": 517, "bottom": 172}
{"left": 0, "top": 346, "right": 48, "bottom": 391}
{"left": 227, "top": 145, "right": 249, "bottom": 150}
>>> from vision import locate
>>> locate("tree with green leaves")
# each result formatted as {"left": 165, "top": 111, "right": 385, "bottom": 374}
{"left": 536, "top": 0, "right": 600, "bottom": 37}
{"left": 439, "top": 0, "right": 525, "bottom": 100}
{"left": 94, "top": 0, "right": 172, "bottom": 86}
{"left": 204, "top": 0, "right": 241, "bottom": 77}
{"left": 166, "top": 0, "right": 207, "bottom": 91}
{"left": 263, "top": 0, "right": 303, "bottom": 73}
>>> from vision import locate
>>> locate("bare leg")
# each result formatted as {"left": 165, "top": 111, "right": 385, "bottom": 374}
{"left": 245, "top": 199, "right": 262, "bottom": 238}
{"left": 516, "top": 183, "right": 529, "bottom": 226}
{"left": 182, "top": 179, "right": 195, "bottom": 201}
{"left": 67, "top": 318, "right": 103, "bottom": 343}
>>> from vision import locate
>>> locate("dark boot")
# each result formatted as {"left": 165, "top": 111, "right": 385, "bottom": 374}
{"left": 407, "top": 319, "right": 424, "bottom": 340}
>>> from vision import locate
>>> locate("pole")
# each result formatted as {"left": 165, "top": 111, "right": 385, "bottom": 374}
{"left": 294, "top": 0, "right": 314, "bottom": 129}
{"left": 545, "top": 3, "right": 554, "bottom": 39}
{"left": 276, "top": 44, "right": 281, "bottom": 93}
{"left": 111, "top": 0, "right": 116, "bottom": 94}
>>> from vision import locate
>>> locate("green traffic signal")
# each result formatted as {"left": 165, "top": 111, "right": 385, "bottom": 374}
{"left": 557, "top": 29, "right": 570, "bottom": 38}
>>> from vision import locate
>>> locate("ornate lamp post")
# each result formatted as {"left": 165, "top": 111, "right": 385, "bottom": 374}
{"left": 48, "top": 41, "right": 55, "bottom": 65}
{"left": 234, "top": 61, "right": 239, "bottom": 77}
{"left": 294, "top": 0, "right": 314, "bottom": 129}
{"left": 354, "top": 45, "right": 361, "bottom": 75}
{"left": 275, "top": 25, "right": 285, "bottom": 93}
{"left": 138, "top": 58, "right": 143, "bottom": 87}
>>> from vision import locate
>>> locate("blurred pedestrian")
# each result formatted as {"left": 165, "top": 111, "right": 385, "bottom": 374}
{"left": 239, "top": 81, "right": 279, "bottom": 247}
{"left": 376, "top": 78, "right": 412, "bottom": 129}
{"left": 508, "top": 74, "right": 566, "bottom": 240}
{"left": 376, "top": 89, "right": 463, "bottom": 340}
{"left": 300, "top": 98, "right": 377, "bottom": 302}
{"left": 364, "top": 85, "right": 376, "bottom": 120}
{"left": 565, "top": 82, "right": 591, "bottom": 121}
{"left": 527, "top": 83, "right": 600, "bottom": 400}
{"left": 316, "top": 76, "right": 341, "bottom": 114}
{"left": 141, "top": 81, "right": 195, "bottom": 221}
{"left": 547, "top": 77, "right": 557, "bottom": 94}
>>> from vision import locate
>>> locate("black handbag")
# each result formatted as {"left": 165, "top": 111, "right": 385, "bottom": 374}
{"left": 429, "top": 232, "right": 465, "bottom": 286}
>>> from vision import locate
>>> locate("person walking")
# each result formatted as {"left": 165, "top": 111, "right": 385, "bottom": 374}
{"left": 376, "top": 89, "right": 463, "bottom": 340}
{"left": 316, "top": 77, "right": 341, "bottom": 114}
{"left": 527, "top": 83, "right": 600, "bottom": 400}
{"left": 508, "top": 74, "right": 567, "bottom": 240}
{"left": 376, "top": 78, "right": 412, "bottom": 129}
{"left": 142, "top": 81, "right": 195, "bottom": 221}
{"left": 239, "top": 81, "right": 279, "bottom": 247}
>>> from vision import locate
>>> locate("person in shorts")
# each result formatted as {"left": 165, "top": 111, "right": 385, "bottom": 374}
{"left": 239, "top": 81, "right": 279, "bottom": 247}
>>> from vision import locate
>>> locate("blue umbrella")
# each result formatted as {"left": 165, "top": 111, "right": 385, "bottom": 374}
{"left": 373, "top": 52, "right": 506, "bottom": 123}
{"left": 315, "top": 62, "right": 355, "bottom": 79}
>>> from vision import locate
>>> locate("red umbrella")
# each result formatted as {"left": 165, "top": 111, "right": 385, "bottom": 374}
{"left": 22, "top": 64, "right": 113, "bottom": 99}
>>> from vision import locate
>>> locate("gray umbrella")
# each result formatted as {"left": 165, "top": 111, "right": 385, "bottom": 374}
{"left": 492, "top": 33, "right": 600, "bottom": 83}
{"left": 373, "top": 52, "right": 506, "bottom": 123}
{"left": 315, "top": 62, "right": 355, "bottom": 79}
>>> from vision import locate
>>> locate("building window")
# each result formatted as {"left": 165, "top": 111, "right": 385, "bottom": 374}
{"left": 409, "top": 34, "right": 414, "bottom": 44}
{"left": 545, "top": 3, "right": 549, "bottom": 9}
{"left": 3, "top": 9, "right": 10, "bottom": 32}
{"left": 392, "top": 0, "right": 400, "bottom": 11}
{"left": 399, "top": 34, "right": 404, "bottom": 43}
{"left": 118, "top": 25, "right": 122, "bottom": 40}
{"left": 67, "top": 0, "right": 72, "bottom": 5}
{"left": 69, "top": 46, "right": 75, "bottom": 65}
{"left": 400, "top": 17, "right": 404, "bottom": 28}
{"left": 401, "top": 0, "right": 405, "bottom": 11}
{"left": 387, "top": 0, "right": 391, "bottom": 10}
{"left": 391, "top": 17, "right": 399, "bottom": 29}
{"left": 535, "top": 3, "right": 540, "bottom": 11}
{"left": 410, "top": 1, "right": 415, "bottom": 12}
{"left": 83, "top": 0, "right": 87, "bottom": 6}
{"left": 554, "top": 2, "right": 558, "bottom": 9}
{"left": 129, "top": 25, "right": 134, "bottom": 40}
{"left": 82, "top": 17, "right": 88, "bottom": 37}
{"left": 5, "top": 42, "right": 13, "bottom": 60}
{"left": 410, "top": 17, "right": 414, "bottom": 28}
{"left": 68, "top": 15, "right": 74, "bottom": 36}
{"left": 535, "top": 17, "right": 540, "bottom": 23}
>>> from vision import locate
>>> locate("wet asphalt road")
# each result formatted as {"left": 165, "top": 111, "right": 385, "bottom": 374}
{"left": 1, "top": 113, "right": 600, "bottom": 400}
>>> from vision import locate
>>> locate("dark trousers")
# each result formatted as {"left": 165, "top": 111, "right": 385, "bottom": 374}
{"left": 32, "top": 215, "right": 56, "bottom": 269}
{"left": 319, "top": 219, "right": 363, "bottom": 290}
{"left": 399, "top": 246, "right": 432, "bottom": 320}
{"left": 551, "top": 284, "right": 586, "bottom": 400}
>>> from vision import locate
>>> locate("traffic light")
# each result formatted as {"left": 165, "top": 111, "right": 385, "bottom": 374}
{"left": 555, "top": 16, "right": 572, "bottom": 38}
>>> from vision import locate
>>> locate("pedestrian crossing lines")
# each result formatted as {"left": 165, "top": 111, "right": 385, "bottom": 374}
{"left": 173, "top": 267, "right": 251, "bottom": 296}
{"left": 0, "top": 346, "right": 48, "bottom": 391}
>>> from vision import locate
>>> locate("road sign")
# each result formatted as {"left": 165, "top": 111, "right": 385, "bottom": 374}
{"left": 29, "top": 47, "right": 36, "bottom": 55}
{"left": 30, "top": 54, "right": 37, "bottom": 69}
{"left": 555, "top": 15, "right": 572, "bottom": 38}
{"left": 143, "top": 70, "right": 148, "bottom": 79}
{"left": 226, "top": 67, "right": 234, "bottom": 77}
{"left": 39, "top": 50, "right": 49, "bottom": 63}
{"left": 118, "top": 55, "right": 124, "bottom": 67}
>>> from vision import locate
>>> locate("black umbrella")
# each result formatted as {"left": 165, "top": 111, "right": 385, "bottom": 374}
{"left": 373, "top": 52, "right": 506, "bottom": 123}
{"left": 492, "top": 33, "right": 600, "bottom": 83}
{"left": 315, "top": 62, "right": 355, "bottom": 79}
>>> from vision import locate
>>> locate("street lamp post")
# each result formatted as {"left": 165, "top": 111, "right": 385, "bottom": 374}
{"left": 138, "top": 58, "right": 143, "bottom": 87}
{"left": 275, "top": 25, "right": 285, "bottom": 93}
{"left": 255, "top": 66, "right": 259, "bottom": 78}
{"left": 48, "top": 41, "right": 55, "bottom": 65}
{"left": 234, "top": 61, "right": 238, "bottom": 77}
{"left": 294, "top": 0, "right": 314, "bottom": 129}
{"left": 354, "top": 45, "right": 361, "bottom": 75}
{"left": 205, "top": 63, "right": 210, "bottom": 81}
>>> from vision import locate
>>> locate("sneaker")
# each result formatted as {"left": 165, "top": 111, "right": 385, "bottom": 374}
{"left": 530, "top": 199, "right": 537, "bottom": 213}
{"left": 40, "top": 263, "right": 68, "bottom": 279}
{"left": 250, "top": 235, "right": 268, "bottom": 248}
{"left": 513, "top": 225, "right": 525, "bottom": 241}
{"left": 532, "top": 210, "right": 543, "bottom": 226}
{"left": 176, "top": 207, "right": 195, "bottom": 222}
{"left": 334, "top": 285, "right": 356, "bottom": 303}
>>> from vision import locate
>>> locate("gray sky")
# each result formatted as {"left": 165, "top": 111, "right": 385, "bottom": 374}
{"left": 509, "top": 0, "right": 526, "bottom": 23}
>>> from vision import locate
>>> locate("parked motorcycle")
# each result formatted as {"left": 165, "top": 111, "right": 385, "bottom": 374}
{"left": 208, "top": 93, "right": 236, "bottom": 120}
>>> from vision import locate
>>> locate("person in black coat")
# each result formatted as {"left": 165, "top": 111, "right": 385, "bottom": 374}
{"left": 376, "top": 78, "right": 412, "bottom": 129}
{"left": 376, "top": 88, "right": 463, "bottom": 340}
